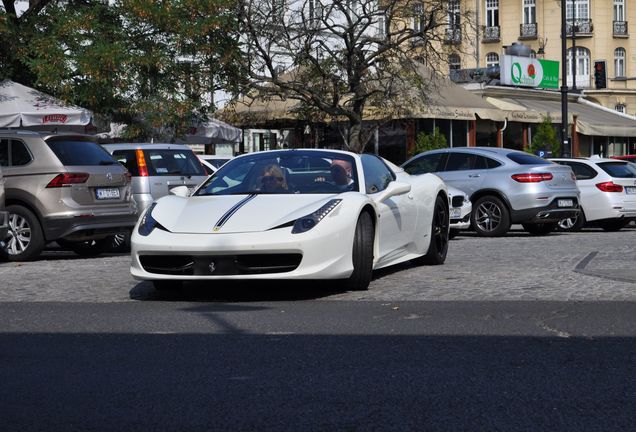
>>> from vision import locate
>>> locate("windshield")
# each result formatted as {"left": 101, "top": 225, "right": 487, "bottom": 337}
{"left": 194, "top": 150, "right": 359, "bottom": 196}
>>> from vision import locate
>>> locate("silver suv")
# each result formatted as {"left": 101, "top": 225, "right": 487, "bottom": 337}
{"left": 402, "top": 147, "right": 580, "bottom": 236}
{"left": 0, "top": 166, "right": 8, "bottom": 247}
{"left": 0, "top": 130, "right": 138, "bottom": 260}
{"left": 101, "top": 143, "right": 208, "bottom": 211}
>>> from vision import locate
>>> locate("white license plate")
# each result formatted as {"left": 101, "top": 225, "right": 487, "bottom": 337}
{"left": 558, "top": 199, "right": 574, "bottom": 207}
{"left": 625, "top": 186, "right": 636, "bottom": 194}
{"left": 450, "top": 208, "right": 462, "bottom": 218}
{"left": 95, "top": 188, "right": 120, "bottom": 200}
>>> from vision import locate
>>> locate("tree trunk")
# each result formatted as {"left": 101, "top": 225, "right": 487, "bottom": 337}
{"left": 347, "top": 120, "right": 364, "bottom": 154}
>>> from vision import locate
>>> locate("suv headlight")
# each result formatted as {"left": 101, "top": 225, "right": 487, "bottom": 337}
{"left": 138, "top": 203, "right": 166, "bottom": 236}
{"left": 292, "top": 199, "right": 342, "bottom": 234}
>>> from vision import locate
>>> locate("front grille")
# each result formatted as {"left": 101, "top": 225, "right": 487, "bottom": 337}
{"left": 140, "top": 254, "right": 303, "bottom": 276}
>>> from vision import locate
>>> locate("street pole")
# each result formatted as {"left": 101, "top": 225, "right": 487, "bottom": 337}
{"left": 560, "top": 0, "right": 570, "bottom": 157}
{"left": 571, "top": 0, "right": 577, "bottom": 92}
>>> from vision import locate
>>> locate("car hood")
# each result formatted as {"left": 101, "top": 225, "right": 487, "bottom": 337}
{"left": 152, "top": 194, "right": 339, "bottom": 234}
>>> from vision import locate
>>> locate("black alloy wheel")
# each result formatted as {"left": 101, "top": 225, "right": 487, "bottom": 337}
{"left": 413, "top": 194, "right": 449, "bottom": 265}
{"left": 342, "top": 211, "right": 375, "bottom": 291}
{"left": 471, "top": 195, "right": 511, "bottom": 237}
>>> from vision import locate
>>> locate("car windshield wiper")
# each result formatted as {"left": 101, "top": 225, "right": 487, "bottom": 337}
{"left": 99, "top": 160, "right": 117, "bottom": 165}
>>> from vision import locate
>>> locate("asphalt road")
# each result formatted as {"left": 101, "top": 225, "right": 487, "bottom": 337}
{"left": 1, "top": 226, "right": 636, "bottom": 431}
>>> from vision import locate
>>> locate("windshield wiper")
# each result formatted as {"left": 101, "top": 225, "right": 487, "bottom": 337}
{"left": 99, "top": 160, "right": 117, "bottom": 165}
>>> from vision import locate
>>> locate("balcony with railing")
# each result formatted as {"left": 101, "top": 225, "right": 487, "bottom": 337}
{"left": 444, "top": 27, "right": 462, "bottom": 45}
{"left": 519, "top": 23, "right": 537, "bottom": 40}
{"left": 483, "top": 26, "right": 500, "bottom": 42}
{"left": 613, "top": 21, "right": 628, "bottom": 37}
{"left": 566, "top": 19, "right": 593, "bottom": 36}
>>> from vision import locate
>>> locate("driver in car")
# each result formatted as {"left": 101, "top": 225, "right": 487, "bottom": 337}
{"left": 330, "top": 159, "right": 354, "bottom": 187}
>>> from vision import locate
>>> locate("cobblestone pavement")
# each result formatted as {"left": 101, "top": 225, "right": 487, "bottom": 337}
{"left": 1, "top": 226, "right": 635, "bottom": 302}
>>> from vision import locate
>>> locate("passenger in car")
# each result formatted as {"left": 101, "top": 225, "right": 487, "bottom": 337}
{"left": 258, "top": 164, "right": 289, "bottom": 193}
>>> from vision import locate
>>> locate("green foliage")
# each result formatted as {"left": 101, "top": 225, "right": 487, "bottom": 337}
{"left": 0, "top": 0, "right": 245, "bottom": 141}
{"left": 528, "top": 115, "right": 560, "bottom": 157}
{"left": 410, "top": 127, "right": 448, "bottom": 157}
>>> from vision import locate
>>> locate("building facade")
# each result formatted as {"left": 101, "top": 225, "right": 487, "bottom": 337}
{"left": 453, "top": 0, "right": 636, "bottom": 115}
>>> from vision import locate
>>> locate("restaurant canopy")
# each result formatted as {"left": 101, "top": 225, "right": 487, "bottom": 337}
{"left": 0, "top": 80, "right": 92, "bottom": 130}
{"left": 478, "top": 87, "right": 636, "bottom": 136}
{"left": 220, "top": 66, "right": 505, "bottom": 126}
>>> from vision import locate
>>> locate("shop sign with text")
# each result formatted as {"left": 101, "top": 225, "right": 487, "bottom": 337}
{"left": 501, "top": 55, "right": 559, "bottom": 89}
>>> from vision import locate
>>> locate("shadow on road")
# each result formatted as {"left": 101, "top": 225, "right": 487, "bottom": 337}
{"left": 1, "top": 331, "right": 634, "bottom": 431}
{"left": 130, "top": 279, "right": 347, "bottom": 302}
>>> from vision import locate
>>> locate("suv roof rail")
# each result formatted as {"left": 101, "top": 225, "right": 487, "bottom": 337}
{"left": 0, "top": 129, "right": 41, "bottom": 136}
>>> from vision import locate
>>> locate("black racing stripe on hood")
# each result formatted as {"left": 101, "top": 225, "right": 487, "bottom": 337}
{"left": 212, "top": 194, "right": 257, "bottom": 232}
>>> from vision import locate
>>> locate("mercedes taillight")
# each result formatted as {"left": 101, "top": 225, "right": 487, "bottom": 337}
{"left": 511, "top": 173, "right": 554, "bottom": 183}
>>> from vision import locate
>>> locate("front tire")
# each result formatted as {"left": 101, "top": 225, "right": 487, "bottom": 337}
{"left": 2, "top": 205, "right": 45, "bottom": 261}
{"left": 471, "top": 195, "right": 511, "bottom": 237}
{"left": 341, "top": 211, "right": 374, "bottom": 291}
{"left": 522, "top": 222, "right": 557, "bottom": 235}
{"left": 412, "top": 195, "right": 449, "bottom": 265}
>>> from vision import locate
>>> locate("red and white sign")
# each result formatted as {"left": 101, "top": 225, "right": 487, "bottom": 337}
{"left": 42, "top": 114, "right": 69, "bottom": 124}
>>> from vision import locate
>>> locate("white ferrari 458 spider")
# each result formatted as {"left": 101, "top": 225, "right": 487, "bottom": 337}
{"left": 130, "top": 149, "right": 449, "bottom": 291}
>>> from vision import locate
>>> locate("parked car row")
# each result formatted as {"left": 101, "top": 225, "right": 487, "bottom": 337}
{"left": 2, "top": 132, "right": 633, "bottom": 272}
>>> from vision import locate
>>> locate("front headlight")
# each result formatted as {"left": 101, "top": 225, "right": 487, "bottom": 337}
{"left": 138, "top": 203, "right": 166, "bottom": 236}
{"left": 292, "top": 199, "right": 342, "bottom": 234}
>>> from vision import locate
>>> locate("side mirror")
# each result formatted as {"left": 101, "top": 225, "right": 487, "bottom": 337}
{"left": 373, "top": 181, "right": 411, "bottom": 203}
{"left": 169, "top": 185, "right": 190, "bottom": 197}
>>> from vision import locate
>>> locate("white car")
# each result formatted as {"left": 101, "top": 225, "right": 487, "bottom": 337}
{"left": 447, "top": 186, "right": 472, "bottom": 238}
{"left": 550, "top": 156, "right": 636, "bottom": 231}
{"left": 131, "top": 149, "right": 449, "bottom": 291}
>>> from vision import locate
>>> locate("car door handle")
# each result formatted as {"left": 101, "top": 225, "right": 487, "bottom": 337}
{"left": 468, "top": 174, "right": 481, "bottom": 178}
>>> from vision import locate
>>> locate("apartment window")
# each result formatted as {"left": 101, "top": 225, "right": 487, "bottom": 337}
{"left": 377, "top": 14, "right": 389, "bottom": 37}
{"left": 614, "top": 0, "right": 625, "bottom": 21}
{"left": 413, "top": 2, "right": 425, "bottom": 32}
{"left": 567, "top": 47, "right": 590, "bottom": 87}
{"left": 486, "top": 0, "right": 499, "bottom": 27}
{"left": 449, "top": 54, "right": 461, "bottom": 71}
{"left": 523, "top": 0, "right": 536, "bottom": 24}
{"left": 448, "top": 0, "right": 460, "bottom": 28}
{"left": 615, "top": 104, "right": 626, "bottom": 114}
{"left": 566, "top": 0, "right": 589, "bottom": 20}
{"left": 615, "top": 47, "right": 626, "bottom": 77}
{"left": 486, "top": 52, "right": 499, "bottom": 67}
